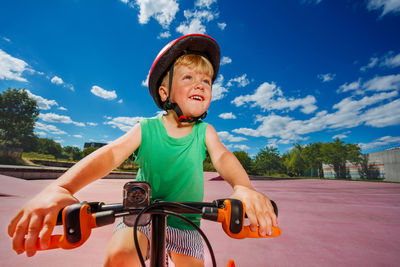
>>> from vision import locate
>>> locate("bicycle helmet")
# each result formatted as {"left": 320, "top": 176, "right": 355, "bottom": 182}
{"left": 148, "top": 34, "right": 220, "bottom": 122}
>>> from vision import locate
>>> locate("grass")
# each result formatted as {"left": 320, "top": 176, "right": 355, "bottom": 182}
{"left": 23, "top": 152, "right": 57, "bottom": 160}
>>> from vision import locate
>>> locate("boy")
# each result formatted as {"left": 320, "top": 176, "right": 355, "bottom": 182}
{"left": 8, "top": 34, "right": 278, "bottom": 266}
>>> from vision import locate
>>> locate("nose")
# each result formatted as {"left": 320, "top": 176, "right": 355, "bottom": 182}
{"left": 194, "top": 79, "right": 205, "bottom": 91}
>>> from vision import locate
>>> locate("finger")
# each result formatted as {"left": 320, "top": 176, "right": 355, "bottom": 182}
{"left": 266, "top": 201, "right": 279, "bottom": 227}
{"left": 260, "top": 214, "right": 273, "bottom": 236}
{"left": 25, "top": 214, "right": 43, "bottom": 257}
{"left": 12, "top": 214, "right": 30, "bottom": 255}
{"left": 245, "top": 206, "right": 258, "bottom": 232}
{"left": 39, "top": 212, "right": 57, "bottom": 250}
{"left": 255, "top": 205, "right": 272, "bottom": 236}
{"left": 8, "top": 210, "right": 24, "bottom": 238}
{"left": 271, "top": 210, "right": 278, "bottom": 228}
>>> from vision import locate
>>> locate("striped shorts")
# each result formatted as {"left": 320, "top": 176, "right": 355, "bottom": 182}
{"left": 114, "top": 218, "right": 204, "bottom": 261}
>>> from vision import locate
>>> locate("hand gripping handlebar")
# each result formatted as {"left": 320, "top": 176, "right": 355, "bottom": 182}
{"left": 202, "top": 199, "right": 282, "bottom": 239}
{"left": 35, "top": 202, "right": 116, "bottom": 250}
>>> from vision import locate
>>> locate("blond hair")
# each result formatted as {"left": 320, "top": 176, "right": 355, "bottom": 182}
{"left": 161, "top": 54, "right": 214, "bottom": 87}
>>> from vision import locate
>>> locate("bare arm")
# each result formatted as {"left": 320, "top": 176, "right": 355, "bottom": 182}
{"left": 205, "top": 125, "right": 253, "bottom": 190}
{"left": 54, "top": 123, "right": 142, "bottom": 194}
{"left": 205, "top": 124, "right": 278, "bottom": 236}
{"left": 8, "top": 123, "right": 141, "bottom": 257}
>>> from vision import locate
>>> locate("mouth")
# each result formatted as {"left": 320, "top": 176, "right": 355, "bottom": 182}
{"left": 189, "top": 95, "right": 204, "bottom": 101}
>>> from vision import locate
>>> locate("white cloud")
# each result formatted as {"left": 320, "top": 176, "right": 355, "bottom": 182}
{"left": 39, "top": 113, "right": 85, "bottom": 127}
{"left": 35, "top": 122, "right": 67, "bottom": 135}
{"left": 87, "top": 122, "right": 98, "bottom": 126}
{"left": 104, "top": 116, "right": 145, "bottom": 132}
{"left": 381, "top": 52, "right": 400, "bottom": 68}
{"left": 1, "top": 36, "right": 11, "bottom": 43}
{"left": 219, "top": 112, "right": 237, "bottom": 119}
{"left": 0, "top": 49, "right": 30, "bottom": 82}
{"left": 58, "top": 106, "right": 67, "bottom": 111}
{"left": 332, "top": 131, "right": 351, "bottom": 139}
{"left": 367, "top": 0, "right": 400, "bottom": 17}
{"left": 317, "top": 73, "right": 336, "bottom": 82}
{"left": 233, "top": 114, "right": 310, "bottom": 144}
{"left": 176, "top": 18, "right": 206, "bottom": 35}
{"left": 360, "top": 57, "right": 379, "bottom": 71}
{"left": 134, "top": 0, "right": 179, "bottom": 29}
{"left": 158, "top": 31, "right": 171, "bottom": 39}
{"left": 34, "top": 131, "right": 47, "bottom": 137}
{"left": 176, "top": 7, "right": 218, "bottom": 35}
{"left": 359, "top": 136, "right": 400, "bottom": 151}
{"left": 362, "top": 98, "right": 400, "bottom": 127}
{"left": 26, "top": 90, "right": 58, "bottom": 110}
{"left": 227, "top": 74, "right": 250, "bottom": 87}
{"left": 338, "top": 79, "right": 361, "bottom": 93}
{"left": 217, "top": 22, "right": 227, "bottom": 30}
{"left": 220, "top": 56, "right": 232, "bottom": 65}
{"left": 338, "top": 74, "right": 400, "bottom": 94}
{"left": 363, "top": 74, "right": 400, "bottom": 92}
{"left": 183, "top": 9, "right": 216, "bottom": 22}
{"left": 331, "top": 91, "right": 398, "bottom": 128}
{"left": 91, "top": 85, "right": 117, "bottom": 100}
{"left": 155, "top": 110, "right": 167, "bottom": 116}
{"left": 231, "top": 81, "right": 318, "bottom": 114}
{"left": 211, "top": 75, "right": 228, "bottom": 101}
{"left": 118, "top": 99, "right": 123, "bottom": 104}
{"left": 142, "top": 73, "right": 149, "bottom": 87}
{"left": 195, "top": 0, "right": 216, "bottom": 8}
{"left": 232, "top": 91, "right": 399, "bottom": 144}
{"left": 51, "top": 76, "right": 63, "bottom": 85}
{"left": 231, "top": 144, "right": 250, "bottom": 151}
{"left": 50, "top": 75, "right": 74, "bottom": 91}
{"left": 73, "top": 134, "right": 83, "bottom": 138}
{"left": 217, "top": 131, "right": 247, "bottom": 142}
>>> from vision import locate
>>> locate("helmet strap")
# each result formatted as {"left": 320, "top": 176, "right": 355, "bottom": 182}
{"left": 162, "top": 63, "right": 207, "bottom": 123}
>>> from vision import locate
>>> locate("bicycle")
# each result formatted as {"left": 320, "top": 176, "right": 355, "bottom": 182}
{"left": 35, "top": 181, "right": 282, "bottom": 267}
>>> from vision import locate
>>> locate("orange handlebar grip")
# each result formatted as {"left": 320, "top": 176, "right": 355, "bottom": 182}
{"left": 218, "top": 199, "right": 282, "bottom": 239}
{"left": 35, "top": 203, "right": 98, "bottom": 251}
{"left": 35, "top": 235, "right": 63, "bottom": 251}
{"left": 243, "top": 225, "right": 282, "bottom": 238}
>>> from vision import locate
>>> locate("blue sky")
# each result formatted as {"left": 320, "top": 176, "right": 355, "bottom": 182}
{"left": 1, "top": 0, "right": 400, "bottom": 156}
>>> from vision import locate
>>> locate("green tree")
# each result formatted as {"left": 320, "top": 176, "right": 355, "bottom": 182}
{"left": 63, "top": 146, "right": 82, "bottom": 161}
{"left": 301, "top": 142, "right": 324, "bottom": 178}
{"left": 321, "top": 138, "right": 361, "bottom": 179}
{"left": 0, "top": 88, "right": 39, "bottom": 148}
{"left": 253, "top": 146, "right": 281, "bottom": 176}
{"left": 81, "top": 147, "right": 99, "bottom": 158}
{"left": 203, "top": 149, "right": 216, "bottom": 171}
{"left": 37, "top": 138, "right": 63, "bottom": 159}
{"left": 233, "top": 151, "right": 252, "bottom": 173}
{"left": 284, "top": 143, "right": 306, "bottom": 176}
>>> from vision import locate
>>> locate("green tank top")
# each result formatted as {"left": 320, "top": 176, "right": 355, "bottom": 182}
{"left": 134, "top": 115, "right": 208, "bottom": 230}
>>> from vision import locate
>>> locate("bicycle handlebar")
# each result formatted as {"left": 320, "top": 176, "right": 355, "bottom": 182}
{"left": 37, "top": 199, "right": 281, "bottom": 251}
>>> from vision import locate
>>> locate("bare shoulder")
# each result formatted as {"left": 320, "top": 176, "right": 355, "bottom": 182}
{"left": 110, "top": 122, "right": 142, "bottom": 154}
{"left": 205, "top": 123, "right": 218, "bottom": 142}
{"left": 205, "top": 123, "right": 225, "bottom": 150}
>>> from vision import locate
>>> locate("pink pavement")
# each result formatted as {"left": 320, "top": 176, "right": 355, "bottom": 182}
{"left": 1, "top": 173, "right": 400, "bottom": 267}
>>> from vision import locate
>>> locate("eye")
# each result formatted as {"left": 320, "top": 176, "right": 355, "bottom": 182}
{"left": 203, "top": 79, "right": 211, "bottom": 85}
{"left": 184, "top": 75, "right": 192, "bottom": 80}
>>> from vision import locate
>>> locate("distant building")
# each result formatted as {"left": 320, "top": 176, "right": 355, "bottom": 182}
{"left": 322, "top": 147, "right": 400, "bottom": 182}
{"left": 84, "top": 142, "right": 107, "bottom": 149}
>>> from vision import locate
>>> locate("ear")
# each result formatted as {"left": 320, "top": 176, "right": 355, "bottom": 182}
{"left": 159, "top": 86, "right": 169, "bottom": 102}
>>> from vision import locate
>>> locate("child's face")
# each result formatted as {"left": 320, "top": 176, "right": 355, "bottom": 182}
{"left": 161, "top": 64, "right": 212, "bottom": 118}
